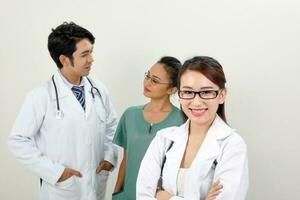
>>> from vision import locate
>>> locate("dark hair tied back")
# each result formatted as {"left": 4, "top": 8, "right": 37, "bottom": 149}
{"left": 157, "top": 56, "right": 182, "bottom": 87}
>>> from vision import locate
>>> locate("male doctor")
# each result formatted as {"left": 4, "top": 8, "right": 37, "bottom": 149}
{"left": 8, "top": 22, "right": 117, "bottom": 200}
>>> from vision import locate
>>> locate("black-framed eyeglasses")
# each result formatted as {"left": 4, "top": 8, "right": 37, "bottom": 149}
{"left": 178, "top": 89, "right": 223, "bottom": 100}
{"left": 144, "top": 72, "right": 171, "bottom": 85}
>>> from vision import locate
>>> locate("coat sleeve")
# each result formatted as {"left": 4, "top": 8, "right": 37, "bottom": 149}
{"left": 136, "top": 132, "right": 166, "bottom": 200}
{"left": 7, "top": 89, "right": 65, "bottom": 186}
{"left": 102, "top": 86, "right": 118, "bottom": 168}
{"left": 214, "top": 134, "right": 249, "bottom": 200}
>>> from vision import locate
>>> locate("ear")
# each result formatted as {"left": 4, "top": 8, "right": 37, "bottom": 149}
{"left": 167, "top": 86, "right": 177, "bottom": 95}
{"left": 219, "top": 88, "right": 227, "bottom": 104}
{"left": 59, "top": 55, "right": 70, "bottom": 67}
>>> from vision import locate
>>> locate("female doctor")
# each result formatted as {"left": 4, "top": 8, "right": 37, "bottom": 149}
{"left": 8, "top": 22, "right": 117, "bottom": 200}
{"left": 137, "top": 56, "right": 249, "bottom": 200}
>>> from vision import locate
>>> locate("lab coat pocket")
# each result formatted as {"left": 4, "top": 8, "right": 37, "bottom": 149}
{"left": 50, "top": 176, "right": 80, "bottom": 200}
{"left": 56, "top": 175, "right": 76, "bottom": 188}
{"left": 95, "top": 170, "right": 109, "bottom": 198}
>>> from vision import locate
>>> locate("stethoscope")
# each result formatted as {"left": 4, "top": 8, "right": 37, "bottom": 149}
{"left": 51, "top": 75, "right": 104, "bottom": 120}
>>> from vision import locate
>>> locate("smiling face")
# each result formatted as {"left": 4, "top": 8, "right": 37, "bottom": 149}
{"left": 61, "top": 38, "right": 94, "bottom": 79}
{"left": 179, "top": 70, "right": 226, "bottom": 127}
{"left": 71, "top": 38, "right": 94, "bottom": 76}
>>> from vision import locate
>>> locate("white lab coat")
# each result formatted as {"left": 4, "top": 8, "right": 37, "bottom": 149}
{"left": 137, "top": 115, "right": 249, "bottom": 200}
{"left": 8, "top": 72, "right": 118, "bottom": 200}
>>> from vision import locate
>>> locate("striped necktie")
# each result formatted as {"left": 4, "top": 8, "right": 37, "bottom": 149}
{"left": 71, "top": 86, "right": 86, "bottom": 110}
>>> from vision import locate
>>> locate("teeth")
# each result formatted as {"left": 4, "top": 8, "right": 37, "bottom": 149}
{"left": 190, "top": 108, "right": 207, "bottom": 115}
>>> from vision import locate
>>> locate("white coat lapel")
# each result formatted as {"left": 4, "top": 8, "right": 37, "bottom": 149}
{"left": 183, "top": 127, "right": 220, "bottom": 199}
{"left": 163, "top": 122, "right": 189, "bottom": 195}
{"left": 83, "top": 77, "right": 105, "bottom": 120}
{"left": 188, "top": 127, "right": 221, "bottom": 179}
{"left": 50, "top": 72, "right": 70, "bottom": 99}
{"left": 185, "top": 115, "right": 233, "bottom": 198}
{"left": 50, "top": 72, "right": 85, "bottom": 115}
{"left": 83, "top": 77, "right": 93, "bottom": 118}
{"left": 189, "top": 116, "right": 233, "bottom": 176}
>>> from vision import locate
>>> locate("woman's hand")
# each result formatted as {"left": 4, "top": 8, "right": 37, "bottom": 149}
{"left": 156, "top": 190, "right": 173, "bottom": 200}
{"left": 205, "top": 180, "right": 223, "bottom": 200}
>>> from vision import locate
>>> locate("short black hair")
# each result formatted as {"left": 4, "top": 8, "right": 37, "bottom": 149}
{"left": 48, "top": 22, "right": 95, "bottom": 68}
{"left": 157, "top": 56, "right": 182, "bottom": 87}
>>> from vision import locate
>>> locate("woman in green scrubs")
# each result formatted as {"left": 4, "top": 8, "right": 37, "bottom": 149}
{"left": 112, "top": 57, "right": 185, "bottom": 200}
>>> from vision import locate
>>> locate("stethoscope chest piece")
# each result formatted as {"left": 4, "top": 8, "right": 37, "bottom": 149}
{"left": 56, "top": 110, "right": 64, "bottom": 120}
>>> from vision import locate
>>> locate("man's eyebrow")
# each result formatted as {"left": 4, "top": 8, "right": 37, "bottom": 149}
{"left": 80, "top": 50, "right": 90, "bottom": 55}
{"left": 80, "top": 47, "right": 93, "bottom": 55}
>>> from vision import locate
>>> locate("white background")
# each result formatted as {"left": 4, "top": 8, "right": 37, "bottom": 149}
{"left": 1, "top": 0, "right": 299, "bottom": 199}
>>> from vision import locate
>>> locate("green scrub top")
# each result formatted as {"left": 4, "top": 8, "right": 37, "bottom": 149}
{"left": 112, "top": 105, "right": 185, "bottom": 200}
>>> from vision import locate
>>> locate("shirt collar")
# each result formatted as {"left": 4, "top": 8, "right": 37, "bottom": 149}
{"left": 58, "top": 70, "right": 85, "bottom": 89}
